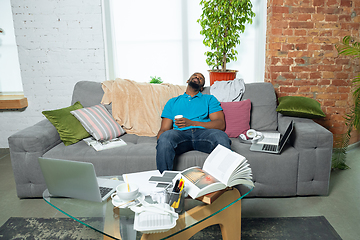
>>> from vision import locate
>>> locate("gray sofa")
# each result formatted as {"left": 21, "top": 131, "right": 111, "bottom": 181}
{"left": 8, "top": 81, "right": 333, "bottom": 199}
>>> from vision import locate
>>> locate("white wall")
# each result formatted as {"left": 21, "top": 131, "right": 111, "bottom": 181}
{"left": 0, "top": 0, "right": 106, "bottom": 147}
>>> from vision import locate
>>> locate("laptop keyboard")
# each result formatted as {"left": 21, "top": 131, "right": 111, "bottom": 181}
{"left": 99, "top": 186, "right": 113, "bottom": 198}
{"left": 262, "top": 144, "right": 277, "bottom": 152}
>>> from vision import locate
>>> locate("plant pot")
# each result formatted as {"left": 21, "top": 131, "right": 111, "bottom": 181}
{"left": 208, "top": 70, "right": 238, "bottom": 86}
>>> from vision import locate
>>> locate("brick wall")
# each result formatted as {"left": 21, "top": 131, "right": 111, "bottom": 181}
{"left": 265, "top": 0, "right": 360, "bottom": 145}
{"left": 0, "top": 0, "right": 105, "bottom": 147}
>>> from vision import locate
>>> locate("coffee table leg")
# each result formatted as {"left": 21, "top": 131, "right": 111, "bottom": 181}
{"left": 141, "top": 188, "right": 241, "bottom": 240}
{"left": 217, "top": 199, "right": 241, "bottom": 240}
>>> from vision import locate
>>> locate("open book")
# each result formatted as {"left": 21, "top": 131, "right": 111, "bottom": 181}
{"left": 178, "top": 144, "right": 254, "bottom": 199}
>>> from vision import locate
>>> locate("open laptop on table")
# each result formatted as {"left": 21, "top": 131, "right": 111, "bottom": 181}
{"left": 250, "top": 120, "right": 294, "bottom": 154}
{"left": 38, "top": 157, "right": 120, "bottom": 202}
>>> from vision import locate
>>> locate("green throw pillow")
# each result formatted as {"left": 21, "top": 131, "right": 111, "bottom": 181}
{"left": 276, "top": 96, "right": 326, "bottom": 119}
{"left": 42, "top": 101, "right": 90, "bottom": 146}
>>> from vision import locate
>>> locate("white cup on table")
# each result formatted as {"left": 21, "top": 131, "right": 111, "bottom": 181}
{"left": 111, "top": 183, "right": 139, "bottom": 201}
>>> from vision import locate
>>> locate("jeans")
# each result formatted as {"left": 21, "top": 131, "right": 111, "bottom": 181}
{"left": 156, "top": 128, "right": 231, "bottom": 173}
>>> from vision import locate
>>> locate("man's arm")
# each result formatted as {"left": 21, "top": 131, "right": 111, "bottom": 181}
{"left": 174, "top": 111, "right": 226, "bottom": 131}
{"left": 157, "top": 118, "right": 173, "bottom": 139}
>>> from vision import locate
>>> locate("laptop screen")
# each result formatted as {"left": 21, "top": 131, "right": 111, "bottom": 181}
{"left": 38, "top": 157, "right": 118, "bottom": 202}
{"left": 278, "top": 121, "right": 294, "bottom": 150}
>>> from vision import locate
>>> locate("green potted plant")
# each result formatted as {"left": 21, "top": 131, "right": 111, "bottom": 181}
{"left": 197, "top": 0, "right": 255, "bottom": 85}
{"left": 333, "top": 36, "right": 360, "bottom": 169}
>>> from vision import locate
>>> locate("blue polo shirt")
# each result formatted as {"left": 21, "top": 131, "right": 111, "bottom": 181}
{"left": 161, "top": 92, "right": 223, "bottom": 131}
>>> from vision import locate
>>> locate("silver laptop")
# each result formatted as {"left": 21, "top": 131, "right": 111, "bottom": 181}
{"left": 250, "top": 120, "right": 294, "bottom": 154}
{"left": 38, "top": 157, "right": 120, "bottom": 202}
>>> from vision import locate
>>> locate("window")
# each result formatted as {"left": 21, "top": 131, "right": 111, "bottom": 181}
{"left": 0, "top": 0, "right": 27, "bottom": 109}
{"left": 0, "top": 0, "right": 24, "bottom": 95}
{"left": 103, "top": 0, "right": 266, "bottom": 85}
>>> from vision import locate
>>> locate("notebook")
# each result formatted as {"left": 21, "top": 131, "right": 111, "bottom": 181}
{"left": 250, "top": 120, "right": 294, "bottom": 154}
{"left": 38, "top": 157, "right": 120, "bottom": 202}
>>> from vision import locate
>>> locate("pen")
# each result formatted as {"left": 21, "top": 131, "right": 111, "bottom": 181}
{"left": 173, "top": 179, "right": 180, "bottom": 192}
{"left": 177, "top": 179, "right": 184, "bottom": 193}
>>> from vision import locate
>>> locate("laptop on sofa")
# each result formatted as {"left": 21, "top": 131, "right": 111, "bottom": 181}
{"left": 250, "top": 120, "right": 294, "bottom": 154}
{"left": 38, "top": 157, "right": 120, "bottom": 202}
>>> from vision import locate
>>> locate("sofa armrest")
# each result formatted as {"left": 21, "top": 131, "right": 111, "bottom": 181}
{"left": 278, "top": 114, "right": 333, "bottom": 196}
{"left": 8, "top": 119, "right": 61, "bottom": 198}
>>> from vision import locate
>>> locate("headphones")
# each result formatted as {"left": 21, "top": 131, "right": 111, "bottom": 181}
{"left": 238, "top": 129, "right": 263, "bottom": 144}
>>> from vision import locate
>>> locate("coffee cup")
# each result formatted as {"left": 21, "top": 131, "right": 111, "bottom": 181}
{"left": 111, "top": 183, "right": 139, "bottom": 201}
{"left": 175, "top": 115, "right": 183, "bottom": 120}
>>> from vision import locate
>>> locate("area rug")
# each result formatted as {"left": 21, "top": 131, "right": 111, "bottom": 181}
{"left": 0, "top": 217, "right": 104, "bottom": 239}
{"left": 0, "top": 216, "right": 342, "bottom": 240}
{"left": 191, "top": 216, "right": 342, "bottom": 240}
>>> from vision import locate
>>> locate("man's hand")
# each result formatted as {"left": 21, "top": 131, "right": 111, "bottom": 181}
{"left": 175, "top": 111, "right": 226, "bottom": 131}
{"left": 157, "top": 110, "right": 226, "bottom": 139}
{"left": 174, "top": 118, "right": 193, "bottom": 128}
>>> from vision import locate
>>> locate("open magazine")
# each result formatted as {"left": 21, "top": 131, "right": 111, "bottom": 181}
{"left": 177, "top": 144, "right": 254, "bottom": 199}
{"left": 83, "top": 137, "right": 127, "bottom": 151}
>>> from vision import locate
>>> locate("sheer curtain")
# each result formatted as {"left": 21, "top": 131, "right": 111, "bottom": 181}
{"left": 105, "top": 0, "right": 266, "bottom": 86}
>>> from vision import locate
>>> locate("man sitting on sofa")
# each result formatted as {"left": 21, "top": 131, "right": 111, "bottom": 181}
{"left": 156, "top": 72, "right": 231, "bottom": 173}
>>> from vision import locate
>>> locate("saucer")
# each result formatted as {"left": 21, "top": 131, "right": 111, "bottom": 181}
{"left": 112, "top": 193, "right": 144, "bottom": 208}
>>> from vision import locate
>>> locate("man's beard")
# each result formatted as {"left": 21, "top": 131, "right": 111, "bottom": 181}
{"left": 188, "top": 80, "right": 202, "bottom": 91}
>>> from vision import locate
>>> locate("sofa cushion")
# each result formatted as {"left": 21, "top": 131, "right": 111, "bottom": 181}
{"left": 71, "top": 104, "right": 125, "bottom": 141}
{"left": 276, "top": 96, "right": 326, "bottom": 119}
{"left": 43, "top": 139, "right": 158, "bottom": 176}
{"left": 241, "top": 83, "right": 278, "bottom": 131}
{"left": 42, "top": 101, "right": 90, "bottom": 146}
{"left": 230, "top": 138, "right": 299, "bottom": 197}
{"left": 221, "top": 99, "right": 251, "bottom": 138}
{"left": 204, "top": 82, "right": 278, "bottom": 131}
{"left": 71, "top": 81, "right": 106, "bottom": 108}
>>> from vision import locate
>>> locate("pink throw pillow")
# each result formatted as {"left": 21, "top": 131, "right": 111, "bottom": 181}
{"left": 221, "top": 99, "right": 251, "bottom": 138}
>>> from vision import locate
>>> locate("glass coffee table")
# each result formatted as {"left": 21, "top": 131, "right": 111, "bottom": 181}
{"left": 43, "top": 176, "right": 252, "bottom": 240}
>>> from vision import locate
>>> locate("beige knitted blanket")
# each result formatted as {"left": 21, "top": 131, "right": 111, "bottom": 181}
{"left": 101, "top": 78, "right": 186, "bottom": 137}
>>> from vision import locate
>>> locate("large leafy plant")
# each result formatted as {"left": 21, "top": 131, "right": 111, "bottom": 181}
{"left": 333, "top": 36, "right": 360, "bottom": 169}
{"left": 197, "top": 0, "right": 255, "bottom": 72}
